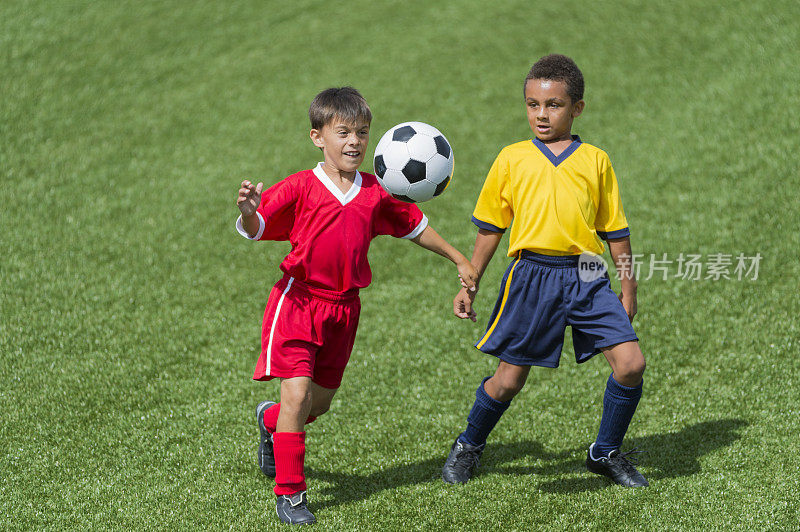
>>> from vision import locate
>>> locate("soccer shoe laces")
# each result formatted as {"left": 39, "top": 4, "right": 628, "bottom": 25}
{"left": 454, "top": 442, "right": 483, "bottom": 471}
{"left": 609, "top": 448, "right": 645, "bottom": 471}
{"left": 617, "top": 448, "right": 644, "bottom": 462}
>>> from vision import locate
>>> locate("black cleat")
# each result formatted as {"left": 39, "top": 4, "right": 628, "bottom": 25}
{"left": 256, "top": 400, "right": 276, "bottom": 477}
{"left": 276, "top": 491, "right": 316, "bottom": 525}
{"left": 586, "top": 443, "right": 649, "bottom": 487}
{"left": 442, "top": 438, "right": 484, "bottom": 484}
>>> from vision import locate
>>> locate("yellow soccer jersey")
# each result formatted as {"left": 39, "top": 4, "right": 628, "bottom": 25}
{"left": 472, "top": 136, "right": 629, "bottom": 257}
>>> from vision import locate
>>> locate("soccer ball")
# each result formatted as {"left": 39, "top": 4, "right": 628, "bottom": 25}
{"left": 372, "top": 121, "right": 454, "bottom": 203}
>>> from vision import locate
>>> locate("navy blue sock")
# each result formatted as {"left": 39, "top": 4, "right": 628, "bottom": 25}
{"left": 458, "top": 377, "right": 511, "bottom": 447}
{"left": 592, "top": 374, "right": 643, "bottom": 458}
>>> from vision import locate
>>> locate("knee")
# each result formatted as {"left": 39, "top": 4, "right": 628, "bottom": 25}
{"left": 281, "top": 387, "right": 313, "bottom": 413}
{"left": 615, "top": 357, "right": 646, "bottom": 385}
{"left": 487, "top": 374, "right": 525, "bottom": 402}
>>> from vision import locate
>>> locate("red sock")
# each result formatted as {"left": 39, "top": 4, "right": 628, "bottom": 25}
{"left": 273, "top": 431, "right": 306, "bottom": 496}
{"left": 263, "top": 403, "right": 317, "bottom": 433}
{"left": 263, "top": 404, "right": 281, "bottom": 433}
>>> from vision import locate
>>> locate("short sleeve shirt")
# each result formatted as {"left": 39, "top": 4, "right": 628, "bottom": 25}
{"left": 472, "top": 137, "right": 629, "bottom": 256}
{"left": 237, "top": 163, "right": 428, "bottom": 292}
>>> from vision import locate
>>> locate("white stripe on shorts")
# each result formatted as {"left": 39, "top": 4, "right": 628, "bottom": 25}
{"left": 266, "top": 277, "right": 294, "bottom": 377}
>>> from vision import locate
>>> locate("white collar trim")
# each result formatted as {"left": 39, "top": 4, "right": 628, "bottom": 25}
{"left": 312, "top": 162, "right": 362, "bottom": 206}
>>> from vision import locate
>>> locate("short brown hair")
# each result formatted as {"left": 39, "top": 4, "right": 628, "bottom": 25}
{"left": 308, "top": 87, "right": 372, "bottom": 130}
{"left": 524, "top": 54, "right": 584, "bottom": 103}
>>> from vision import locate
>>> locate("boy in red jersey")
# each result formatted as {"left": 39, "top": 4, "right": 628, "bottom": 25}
{"left": 236, "top": 87, "right": 477, "bottom": 525}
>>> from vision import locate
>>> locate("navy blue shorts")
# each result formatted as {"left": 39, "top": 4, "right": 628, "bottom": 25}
{"left": 475, "top": 251, "right": 638, "bottom": 368}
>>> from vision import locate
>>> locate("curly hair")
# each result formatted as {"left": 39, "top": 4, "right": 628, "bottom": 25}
{"left": 309, "top": 87, "right": 372, "bottom": 130}
{"left": 524, "top": 54, "right": 584, "bottom": 103}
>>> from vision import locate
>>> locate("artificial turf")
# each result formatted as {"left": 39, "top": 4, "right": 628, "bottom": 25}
{"left": 2, "top": 0, "right": 799, "bottom": 529}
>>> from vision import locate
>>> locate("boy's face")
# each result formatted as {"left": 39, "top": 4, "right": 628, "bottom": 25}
{"left": 524, "top": 78, "right": 584, "bottom": 143}
{"left": 310, "top": 118, "right": 370, "bottom": 175}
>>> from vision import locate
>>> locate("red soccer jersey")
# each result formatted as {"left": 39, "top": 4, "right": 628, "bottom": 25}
{"left": 236, "top": 163, "right": 428, "bottom": 292}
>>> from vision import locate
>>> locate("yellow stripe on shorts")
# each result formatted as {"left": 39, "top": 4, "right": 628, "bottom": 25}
{"left": 476, "top": 257, "right": 521, "bottom": 349}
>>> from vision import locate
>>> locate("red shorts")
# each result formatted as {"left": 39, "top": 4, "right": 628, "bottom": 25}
{"left": 252, "top": 275, "right": 361, "bottom": 389}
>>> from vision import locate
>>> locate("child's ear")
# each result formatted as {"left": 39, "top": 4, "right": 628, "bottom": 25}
{"left": 571, "top": 100, "right": 585, "bottom": 118}
{"left": 310, "top": 129, "right": 325, "bottom": 148}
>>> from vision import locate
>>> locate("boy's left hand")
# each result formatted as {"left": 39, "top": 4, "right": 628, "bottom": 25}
{"left": 618, "top": 291, "right": 637, "bottom": 322}
{"left": 457, "top": 260, "right": 478, "bottom": 292}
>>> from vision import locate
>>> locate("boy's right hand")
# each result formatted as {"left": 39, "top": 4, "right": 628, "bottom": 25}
{"left": 237, "top": 180, "right": 264, "bottom": 216}
{"left": 453, "top": 287, "right": 477, "bottom": 322}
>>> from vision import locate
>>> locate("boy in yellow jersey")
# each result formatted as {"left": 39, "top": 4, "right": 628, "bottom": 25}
{"left": 442, "top": 55, "right": 648, "bottom": 487}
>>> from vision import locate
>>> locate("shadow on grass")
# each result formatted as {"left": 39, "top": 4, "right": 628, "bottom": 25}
{"left": 306, "top": 439, "right": 554, "bottom": 511}
{"left": 305, "top": 418, "right": 746, "bottom": 507}
{"left": 534, "top": 418, "right": 748, "bottom": 493}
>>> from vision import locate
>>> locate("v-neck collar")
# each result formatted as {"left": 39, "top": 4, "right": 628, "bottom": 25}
{"left": 532, "top": 135, "right": 582, "bottom": 167}
{"left": 312, "top": 162, "right": 362, "bottom": 206}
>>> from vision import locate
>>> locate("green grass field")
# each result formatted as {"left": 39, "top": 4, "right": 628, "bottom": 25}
{"left": 2, "top": 1, "right": 799, "bottom": 529}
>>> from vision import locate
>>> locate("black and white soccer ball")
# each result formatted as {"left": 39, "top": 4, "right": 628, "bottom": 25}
{"left": 372, "top": 121, "right": 454, "bottom": 203}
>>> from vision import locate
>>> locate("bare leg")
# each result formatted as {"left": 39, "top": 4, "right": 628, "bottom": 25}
{"left": 276, "top": 377, "right": 313, "bottom": 432}
{"left": 602, "top": 341, "right": 645, "bottom": 386}
{"left": 484, "top": 360, "right": 531, "bottom": 402}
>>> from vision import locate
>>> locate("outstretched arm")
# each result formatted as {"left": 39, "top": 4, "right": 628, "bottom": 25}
{"left": 237, "top": 180, "right": 264, "bottom": 238}
{"left": 607, "top": 236, "right": 638, "bottom": 321}
{"left": 411, "top": 226, "right": 478, "bottom": 291}
{"left": 453, "top": 229, "right": 503, "bottom": 321}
